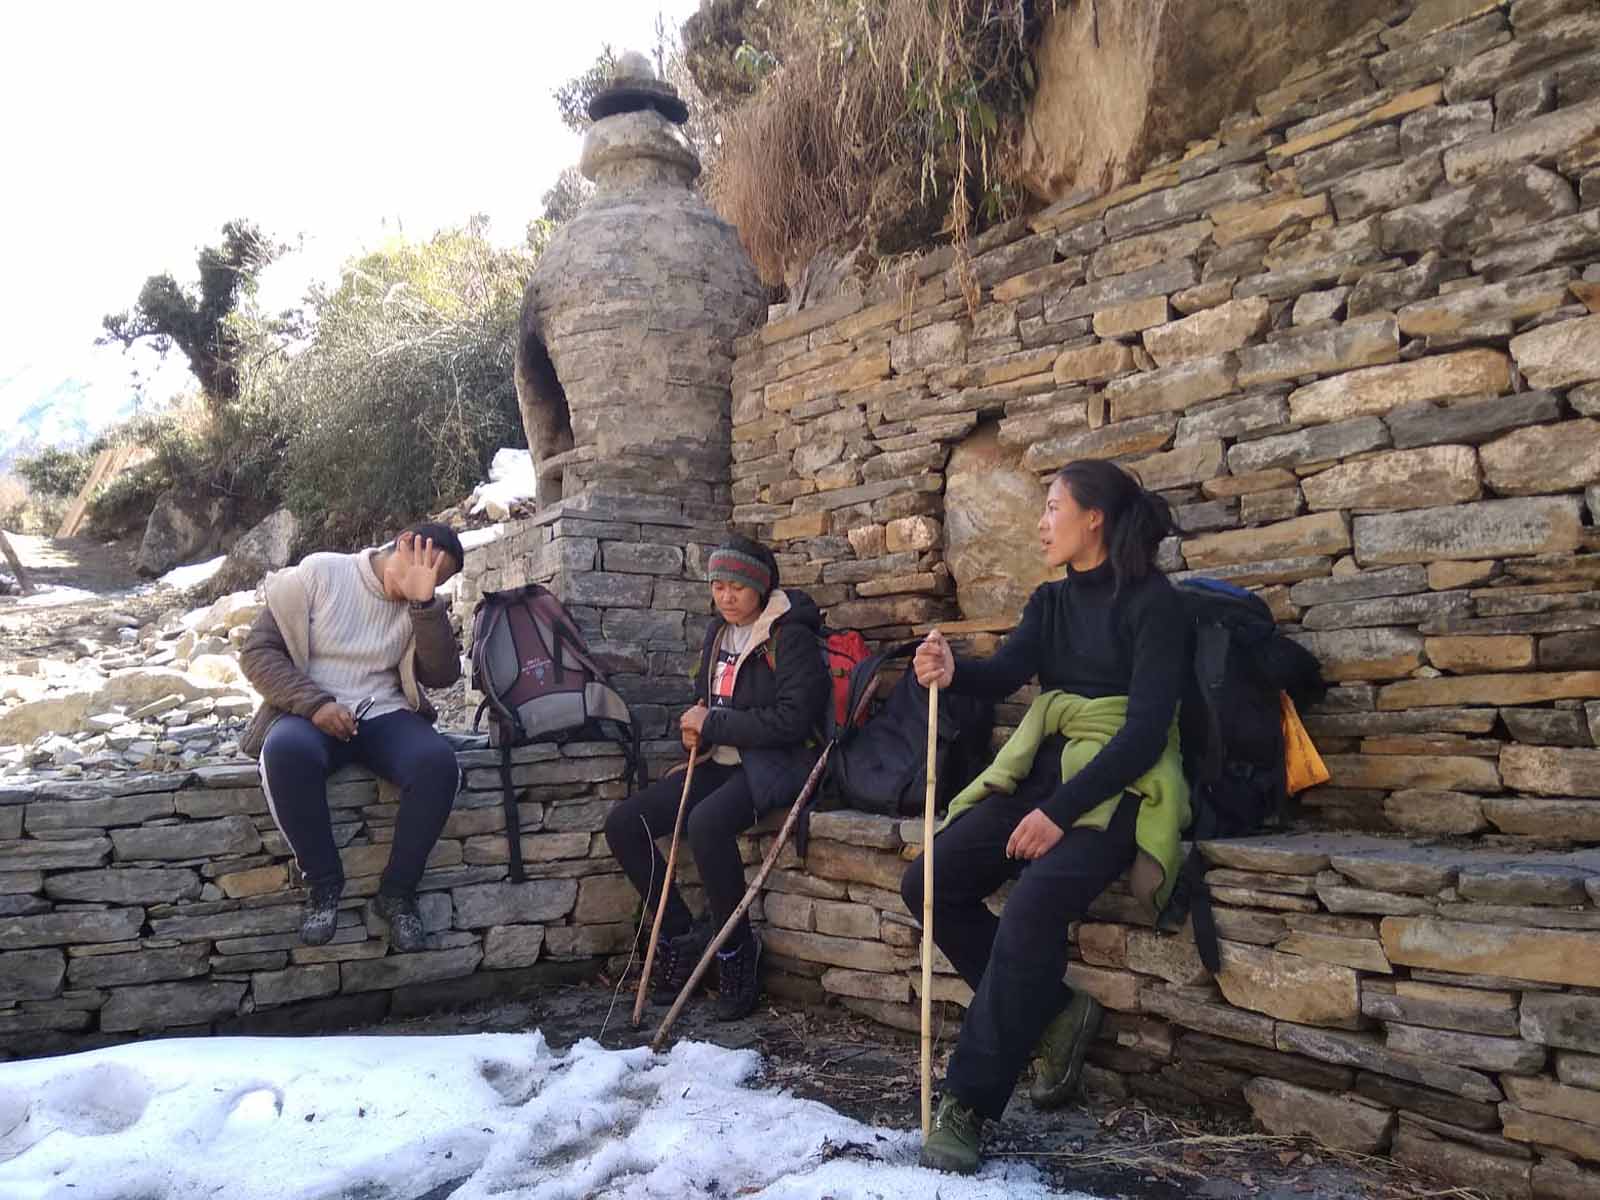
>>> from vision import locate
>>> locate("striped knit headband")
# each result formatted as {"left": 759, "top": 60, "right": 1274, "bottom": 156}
{"left": 707, "top": 546, "right": 773, "bottom": 596}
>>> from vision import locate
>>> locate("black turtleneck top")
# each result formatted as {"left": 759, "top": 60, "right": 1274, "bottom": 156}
{"left": 950, "top": 559, "right": 1185, "bottom": 828}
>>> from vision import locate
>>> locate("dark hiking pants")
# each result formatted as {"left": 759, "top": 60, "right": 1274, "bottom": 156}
{"left": 900, "top": 741, "right": 1141, "bottom": 1120}
{"left": 604, "top": 761, "right": 759, "bottom": 948}
{"left": 259, "top": 709, "right": 460, "bottom": 897}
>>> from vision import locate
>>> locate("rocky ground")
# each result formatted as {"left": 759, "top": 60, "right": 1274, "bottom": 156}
{"left": 0, "top": 533, "right": 482, "bottom": 778}
{"left": 0, "top": 534, "right": 268, "bottom": 777}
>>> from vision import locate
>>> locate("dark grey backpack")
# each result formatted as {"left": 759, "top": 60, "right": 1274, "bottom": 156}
{"left": 470, "top": 583, "right": 641, "bottom": 879}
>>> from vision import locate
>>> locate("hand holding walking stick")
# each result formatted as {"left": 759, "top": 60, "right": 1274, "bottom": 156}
{"left": 921, "top": 677, "right": 939, "bottom": 1139}
{"left": 633, "top": 750, "right": 699, "bottom": 1026}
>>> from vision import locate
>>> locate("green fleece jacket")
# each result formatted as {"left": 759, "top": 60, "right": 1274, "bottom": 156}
{"left": 945, "top": 690, "right": 1191, "bottom": 917}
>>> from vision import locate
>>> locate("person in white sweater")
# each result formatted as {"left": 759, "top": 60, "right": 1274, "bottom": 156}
{"left": 240, "top": 524, "right": 465, "bottom": 951}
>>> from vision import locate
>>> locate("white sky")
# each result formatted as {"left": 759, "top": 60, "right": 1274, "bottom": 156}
{"left": 0, "top": 0, "right": 702, "bottom": 398}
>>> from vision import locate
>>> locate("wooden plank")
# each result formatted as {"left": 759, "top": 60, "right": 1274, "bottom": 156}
{"left": 55, "top": 446, "right": 134, "bottom": 538}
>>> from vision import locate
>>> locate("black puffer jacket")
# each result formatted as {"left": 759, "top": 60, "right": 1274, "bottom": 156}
{"left": 696, "top": 587, "right": 830, "bottom": 815}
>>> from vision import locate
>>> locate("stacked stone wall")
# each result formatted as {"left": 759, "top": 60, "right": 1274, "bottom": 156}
{"left": 11, "top": 4, "right": 1600, "bottom": 1195}
{"left": 0, "top": 746, "right": 637, "bottom": 1056}
{"left": 726, "top": 0, "right": 1600, "bottom": 843}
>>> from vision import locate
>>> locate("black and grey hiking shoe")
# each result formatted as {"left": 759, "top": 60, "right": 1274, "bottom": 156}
{"left": 300, "top": 881, "right": 342, "bottom": 947}
{"left": 713, "top": 932, "right": 763, "bottom": 1022}
{"left": 1029, "top": 988, "right": 1104, "bottom": 1109}
{"left": 373, "top": 892, "right": 426, "bottom": 953}
{"left": 650, "top": 921, "right": 710, "bottom": 1005}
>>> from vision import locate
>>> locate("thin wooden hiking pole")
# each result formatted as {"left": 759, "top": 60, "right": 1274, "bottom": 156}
{"left": 651, "top": 739, "right": 837, "bottom": 1051}
{"left": 921, "top": 679, "right": 939, "bottom": 1139}
{"left": 633, "top": 752, "right": 699, "bottom": 1026}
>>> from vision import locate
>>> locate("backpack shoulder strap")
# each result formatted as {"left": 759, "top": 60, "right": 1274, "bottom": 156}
{"left": 1192, "top": 620, "right": 1231, "bottom": 786}
{"left": 499, "top": 740, "right": 526, "bottom": 884}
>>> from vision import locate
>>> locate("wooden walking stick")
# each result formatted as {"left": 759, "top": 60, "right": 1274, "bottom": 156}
{"left": 633, "top": 751, "right": 699, "bottom": 1026}
{"left": 921, "top": 677, "right": 939, "bottom": 1139}
{"left": 652, "top": 670, "right": 886, "bottom": 1051}
{"left": 650, "top": 743, "right": 831, "bottom": 1050}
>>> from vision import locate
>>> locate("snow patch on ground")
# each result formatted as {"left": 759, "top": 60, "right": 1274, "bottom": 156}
{"left": 469, "top": 448, "right": 537, "bottom": 518}
{"left": 0, "top": 1033, "right": 1088, "bottom": 1200}
{"left": 0, "top": 584, "right": 104, "bottom": 609}
{"left": 157, "top": 554, "right": 227, "bottom": 592}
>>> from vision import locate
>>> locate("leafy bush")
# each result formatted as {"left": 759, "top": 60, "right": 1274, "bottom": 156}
{"left": 0, "top": 475, "right": 66, "bottom": 535}
{"left": 15, "top": 445, "right": 97, "bottom": 498}
{"left": 264, "top": 220, "right": 531, "bottom": 548}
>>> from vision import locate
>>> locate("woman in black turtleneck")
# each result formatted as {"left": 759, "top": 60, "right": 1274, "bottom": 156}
{"left": 905, "top": 459, "right": 1189, "bottom": 1174}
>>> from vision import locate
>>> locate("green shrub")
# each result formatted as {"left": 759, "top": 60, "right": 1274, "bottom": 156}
{"left": 264, "top": 220, "right": 531, "bottom": 548}
{"left": 15, "top": 445, "right": 97, "bottom": 498}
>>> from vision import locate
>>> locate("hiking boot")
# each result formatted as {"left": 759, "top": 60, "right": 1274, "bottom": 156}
{"left": 713, "top": 932, "right": 763, "bottom": 1022}
{"left": 373, "top": 892, "right": 426, "bottom": 953}
{"left": 919, "top": 1093, "right": 982, "bottom": 1174}
{"left": 1029, "top": 988, "right": 1104, "bottom": 1110}
{"left": 650, "top": 921, "right": 710, "bottom": 1006}
{"left": 300, "top": 881, "right": 342, "bottom": 947}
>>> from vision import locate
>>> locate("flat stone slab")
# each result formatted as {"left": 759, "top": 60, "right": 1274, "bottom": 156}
{"left": 1198, "top": 832, "right": 1396, "bottom": 874}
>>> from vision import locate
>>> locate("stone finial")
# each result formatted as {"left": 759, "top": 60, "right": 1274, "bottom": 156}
{"left": 586, "top": 49, "right": 689, "bottom": 125}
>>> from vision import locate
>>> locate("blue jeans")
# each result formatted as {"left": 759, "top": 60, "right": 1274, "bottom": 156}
{"left": 258, "top": 709, "right": 460, "bottom": 896}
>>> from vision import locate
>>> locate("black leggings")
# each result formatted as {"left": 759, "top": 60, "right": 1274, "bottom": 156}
{"left": 604, "top": 761, "right": 758, "bottom": 947}
{"left": 259, "top": 709, "right": 460, "bottom": 896}
{"left": 902, "top": 783, "right": 1140, "bottom": 1120}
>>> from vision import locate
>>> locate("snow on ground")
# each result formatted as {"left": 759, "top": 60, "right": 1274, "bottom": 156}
{"left": 157, "top": 554, "right": 227, "bottom": 592}
{"left": 1, "top": 584, "right": 104, "bottom": 609}
{"left": 0, "top": 1033, "right": 1092, "bottom": 1200}
{"left": 469, "top": 448, "right": 537, "bottom": 517}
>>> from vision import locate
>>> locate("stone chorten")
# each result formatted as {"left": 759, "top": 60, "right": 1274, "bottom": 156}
{"left": 514, "top": 51, "right": 766, "bottom": 510}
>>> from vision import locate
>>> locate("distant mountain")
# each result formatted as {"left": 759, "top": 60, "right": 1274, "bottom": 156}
{"left": 0, "top": 347, "right": 184, "bottom": 475}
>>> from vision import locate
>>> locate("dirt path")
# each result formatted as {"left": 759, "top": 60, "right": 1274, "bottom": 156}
{"left": 0, "top": 532, "right": 172, "bottom": 659}
{"left": 375, "top": 982, "right": 1461, "bottom": 1200}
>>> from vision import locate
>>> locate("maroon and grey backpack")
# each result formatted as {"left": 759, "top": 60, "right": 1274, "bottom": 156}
{"left": 470, "top": 583, "right": 642, "bottom": 880}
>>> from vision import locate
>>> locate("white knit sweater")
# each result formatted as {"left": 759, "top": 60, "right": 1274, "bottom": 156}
{"left": 299, "top": 549, "right": 412, "bottom": 719}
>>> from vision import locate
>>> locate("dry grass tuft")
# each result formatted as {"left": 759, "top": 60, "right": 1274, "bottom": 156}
{"left": 707, "top": 0, "right": 1050, "bottom": 285}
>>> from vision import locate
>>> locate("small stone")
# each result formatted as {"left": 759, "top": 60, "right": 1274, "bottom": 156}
{"left": 1141, "top": 298, "right": 1271, "bottom": 367}
{"left": 482, "top": 924, "right": 545, "bottom": 969}
{"left": 1236, "top": 318, "right": 1400, "bottom": 389}
{"left": 1443, "top": 93, "right": 1600, "bottom": 184}
{"left": 1354, "top": 497, "right": 1584, "bottom": 566}
{"left": 1215, "top": 942, "right": 1361, "bottom": 1029}
{"left": 1384, "top": 917, "right": 1600, "bottom": 989}
{"left": 1522, "top": 994, "right": 1600, "bottom": 1054}
{"left": 1288, "top": 349, "right": 1511, "bottom": 424}
{"left": 1227, "top": 416, "right": 1391, "bottom": 475}
{"left": 1243, "top": 1078, "right": 1396, "bottom": 1153}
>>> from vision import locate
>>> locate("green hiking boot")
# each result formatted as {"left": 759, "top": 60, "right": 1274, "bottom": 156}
{"left": 919, "top": 1093, "right": 983, "bottom": 1174}
{"left": 1029, "top": 988, "right": 1104, "bottom": 1110}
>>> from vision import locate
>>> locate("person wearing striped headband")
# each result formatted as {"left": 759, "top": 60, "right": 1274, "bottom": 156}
{"left": 605, "top": 533, "right": 829, "bottom": 1022}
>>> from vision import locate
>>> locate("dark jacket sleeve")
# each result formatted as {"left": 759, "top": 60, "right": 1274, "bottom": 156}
{"left": 239, "top": 607, "right": 335, "bottom": 719}
{"left": 1042, "top": 580, "right": 1185, "bottom": 827}
{"left": 703, "top": 622, "right": 829, "bottom": 749}
{"left": 948, "top": 585, "right": 1048, "bottom": 700}
{"left": 410, "top": 598, "right": 461, "bottom": 688}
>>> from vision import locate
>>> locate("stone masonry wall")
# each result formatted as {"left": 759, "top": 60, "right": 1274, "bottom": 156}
{"left": 727, "top": 0, "right": 1600, "bottom": 845}
{"left": 0, "top": 745, "right": 639, "bottom": 1057}
{"left": 10, "top": 5, "right": 1600, "bottom": 1197}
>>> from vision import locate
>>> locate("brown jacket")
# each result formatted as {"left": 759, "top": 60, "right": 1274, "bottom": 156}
{"left": 239, "top": 560, "right": 460, "bottom": 758}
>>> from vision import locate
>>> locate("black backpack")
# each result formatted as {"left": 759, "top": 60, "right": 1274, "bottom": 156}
{"left": 823, "top": 641, "right": 995, "bottom": 821}
{"left": 469, "top": 583, "right": 642, "bottom": 881}
{"left": 1159, "top": 578, "right": 1326, "bottom": 969}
